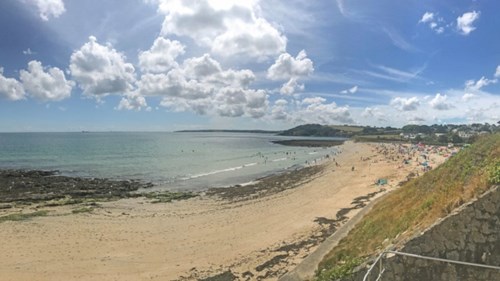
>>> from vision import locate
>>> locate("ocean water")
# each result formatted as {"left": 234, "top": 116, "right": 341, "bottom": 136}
{"left": 0, "top": 132, "right": 343, "bottom": 191}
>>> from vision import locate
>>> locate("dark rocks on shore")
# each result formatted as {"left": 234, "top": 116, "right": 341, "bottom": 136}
{"left": 0, "top": 169, "right": 154, "bottom": 205}
{"left": 272, "top": 139, "right": 344, "bottom": 147}
{"left": 206, "top": 165, "right": 324, "bottom": 201}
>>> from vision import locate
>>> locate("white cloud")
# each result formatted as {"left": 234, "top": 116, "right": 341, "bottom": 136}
{"left": 419, "top": 12, "right": 446, "bottom": 34}
{"left": 0, "top": 67, "right": 25, "bottom": 101}
{"left": 116, "top": 94, "right": 150, "bottom": 111}
{"left": 465, "top": 76, "right": 497, "bottom": 91}
{"left": 69, "top": 36, "right": 136, "bottom": 98}
{"left": 279, "top": 77, "right": 304, "bottom": 95}
{"left": 33, "top": 0, "right": 65, "bottom": 21}
{"left": 137, "top": 53, "right": 267, "bottom": 118}
{"left": 495, "top": 66, "right": 500, "bottom": 78}
{"left": 138, "top": 37, "right": 185, "bottom": 73}
{"left": 182, "top": 54, "right": 255, "bottom": 87}
{"left": 155, "top": 0, "right": 286, "bottom": 59}
{"left": 361, "top": 107, "right": 386, "bottom": 121}
{"left": 23, "top": 48, "right": 36, "bottom": 55}
{"left": 271, "top": 96, "right": 353, "bottom": 124}
{"left": 267, "top": 50, "right": 314, "bottom": 80}
{"left": 429, "top": 93, "right": 453, "bottom": 110}
{"left": 267, "top": 50, "right": 314, "bottom": 95}
{"left": 390, "top": 96, "right": 420, "bottom": 111}
{"left": 462, "top": 93, "right": 477, "bottom": 102}
{"left": 271, "top": 99, "right": 289, "bottom": 120}
{"left": 419, "top": 12, "right": 434, "bottom": 24}
{"left": 457, "top": 11, "right": 480, "bottom": 35}
{"left": 19, "top": 60, "right": 74, "bottom": 101}
{"left": 300, "top": 99, "right": 353, "bottom": 124}
{"left": 302, "top": 97, "right": 326, "bottom": 105}
{"left": 341, "top": 85, "right": 358, "bottom": 94}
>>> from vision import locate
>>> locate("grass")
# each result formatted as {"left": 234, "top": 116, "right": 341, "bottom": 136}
{"left": 316, "top": 133, "right": 499, "bottom": 280}
{"left": 0, "top": 210, "right": 50, "bottom": 223}
{"left": 143, "top": 191, "right": 198, "bottom": 203}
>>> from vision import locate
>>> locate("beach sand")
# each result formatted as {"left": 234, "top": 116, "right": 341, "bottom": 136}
{"left": 0, "top": 141, "right": 451, "bottom": 281}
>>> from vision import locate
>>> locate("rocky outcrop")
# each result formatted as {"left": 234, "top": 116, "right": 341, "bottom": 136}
{"left": 0, "top": 169, "right": 153, "bottom": 204}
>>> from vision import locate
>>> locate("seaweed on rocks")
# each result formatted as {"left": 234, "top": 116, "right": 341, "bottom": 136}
{"left": 0, "top": 169, "right": 153, "bottom": 205}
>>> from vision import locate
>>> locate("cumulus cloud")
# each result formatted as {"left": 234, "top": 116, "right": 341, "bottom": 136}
{"left": 341, "top": 85, "right": 358, "bottom": 94}
{"left": 19, "top": 60, "right": 74, "bottom": 101}
{"left": 32, "top": 0, "right": 66, "bottom": 21}
{"left": 267, "top": 50, "right": 314, "bottom": 80}
{"left": 390, "top": 97, "right": 420, "bottom": 111}
{"left": 69, "top": 36, "right": 136, "bottom": 98}
{"left": 155, "top": 0, "right": 286, "bottom": 59}
{"left": 271, "top": 99, "right": 289, "bottom": 120}
{"left": 138, "top": 37, "right": 185, "bottom": 73}
{"left": 271, "top": 97, "right": 353, "bottom": 124}
{"left": 361, "top": 107, "right": 386, "bottom": 121}
{"left": 279, "top": 78, "right": 304, "bottom": 95}
{"left": 465, "top": 76, "right": 497, "bottom": 91}
{"left": 429, "top": 93, "right": 453, "bottom": 110}
{"left": 137, "top": 53, "right": 267, "bottom": 118}
{"left": 300, "top": 99, "right": 353, "bottom": 124}
{"left": 267, "top": 50, "right": 314, "bottom": 95}
{"left": 116, "top": 94, "right": 150, "bottom": 111}
{"left": 457, "top": 11, "right": 480, "bottom": 35}
{"left": 0, "top": 67, "right": 25, "bottom": 101}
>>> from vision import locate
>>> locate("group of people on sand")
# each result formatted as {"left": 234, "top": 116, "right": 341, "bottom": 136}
{"left": 373, "top": 142, "right": 458, "bottom": 176}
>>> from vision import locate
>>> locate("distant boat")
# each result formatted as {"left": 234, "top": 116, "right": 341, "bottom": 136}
{"left": 81, "top": 130, "right": 90, "bottom": 133}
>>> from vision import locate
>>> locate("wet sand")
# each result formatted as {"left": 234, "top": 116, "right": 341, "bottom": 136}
{"left": 0, "top": 141, "right": 451, "bottom": 280}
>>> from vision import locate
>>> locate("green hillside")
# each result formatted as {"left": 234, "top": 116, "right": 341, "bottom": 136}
{"left": 316, "top": 133, "right": 500, "bottom": 280}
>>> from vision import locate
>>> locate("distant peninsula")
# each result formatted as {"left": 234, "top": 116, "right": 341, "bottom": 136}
{"left": 175, "top": 129, "right": 280, "bottom": 134}
{"left": 176, "top": 122, "right": 499, "bottom": 145}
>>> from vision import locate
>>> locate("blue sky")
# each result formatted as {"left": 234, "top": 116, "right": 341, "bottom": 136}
{"left": 0, "top": 0, "right": 499, "bottom": 132}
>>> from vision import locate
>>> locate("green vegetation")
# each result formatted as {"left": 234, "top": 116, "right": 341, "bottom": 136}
{"left": 279, "top": 124, "right": 342, "bottom": 137}
{"left": 278, "top": 123, "right": 499, "bottom": 145}
{"left": 329, "top": 125, "right": 365, "bottom": 133}
{"left": 316, "top": 133, "right": 499, "bottom": 280}
{"left": 0, "top": 210, "right": 50, "bottom": 223}
{"left": 316, "top": 257, "right": 363, "bottom": 281}
{"left": 143, "top": 191, "right": 197, "bottom": 203}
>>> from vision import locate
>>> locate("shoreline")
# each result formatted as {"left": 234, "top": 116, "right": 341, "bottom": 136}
{"left": 0, "top": 141, "right": 453, "bottom": 280}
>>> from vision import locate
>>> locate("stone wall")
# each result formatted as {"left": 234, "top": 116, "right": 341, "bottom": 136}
{"left": 345, "top": 185, "right": 500, "bottom": 281}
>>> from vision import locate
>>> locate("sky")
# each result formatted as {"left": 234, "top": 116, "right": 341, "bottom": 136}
{"left": 0, "top": 0, "right": 499, "bottom": 132}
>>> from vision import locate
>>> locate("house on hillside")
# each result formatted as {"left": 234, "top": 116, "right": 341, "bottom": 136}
{"left": 458, "top": 131, "right": 475, "bottom": 139}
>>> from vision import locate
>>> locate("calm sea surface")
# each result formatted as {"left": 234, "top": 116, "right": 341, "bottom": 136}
{"left": 0, "top": 132, "right": 342, "bottom": 191}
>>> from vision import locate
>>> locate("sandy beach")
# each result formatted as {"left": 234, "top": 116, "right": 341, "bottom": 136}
{"left": 0, "top": 141, "right": 452, "bottom": 281}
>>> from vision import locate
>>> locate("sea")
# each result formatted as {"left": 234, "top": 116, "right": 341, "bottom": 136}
{"left": 0, "top": 132, "right": 344, "bottom": 191}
